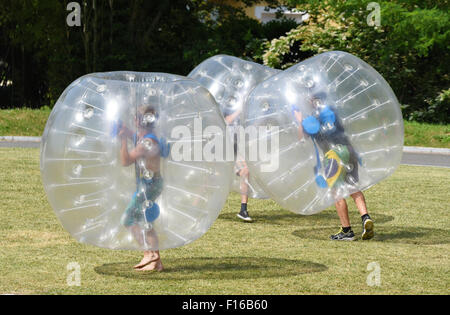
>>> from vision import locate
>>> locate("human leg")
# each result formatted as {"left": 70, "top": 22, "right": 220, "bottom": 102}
{"left": 134, "top": 249, "right": 160, "bottom": 269}
{"left": 330, "top": 198, "right": 355, "bottom": 241}
{"left": 351, "top": 191, "right": 374, "bottom": 240}
{"left": 335, "top": 198, "right": 351, "bottom": 228}
{"left": 136, "top": 177, "right": 165, "bottom": 270}
{"left": 124, "top": 178, "right": 164, "bottom": 270}
{"left": 138, "top": 256, "right": 164, "bottom": 272}
{"left": 350, "top": 191, "right": 367, "bottom": 216}
{"left": 134, "top": 228, "right": 161, "bottom": 269}
{"left": 236, "top": 164, "right": 252, "bottom": 222}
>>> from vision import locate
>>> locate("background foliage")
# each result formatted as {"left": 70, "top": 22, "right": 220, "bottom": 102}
{"left": 0, "top": 0, "right": 293, "bottom": 109}
{"left": 263, "top": 0, "right": 449, "bottom": 123}
{"left": 0, "top": 0, "right": 448, "bottom": 123}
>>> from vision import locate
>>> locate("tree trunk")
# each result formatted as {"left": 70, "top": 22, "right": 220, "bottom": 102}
{"left": 93, "top": 0, "right": 97, "bottom": 71}
{"left": 109, "top": 0, "right": 114, "bottom": 47}
{"left": 21, "top": 44, "right": 25, "bottom": 107}
{"left": 82, "top": 0, "right": 91, "bottom": 73}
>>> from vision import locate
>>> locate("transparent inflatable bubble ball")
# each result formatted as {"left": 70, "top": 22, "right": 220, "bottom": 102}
{"left": 40, "top": 71, "right": 233, "bottom": 250}
{"left": 189, "top": 55, "right": 280, "bottom": 199}
{"left": 244, "top": 51, "right": 404, "bottom": 215}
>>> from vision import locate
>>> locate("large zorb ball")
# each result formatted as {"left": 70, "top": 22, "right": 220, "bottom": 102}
{"left": 40, "top": 72, "right": 233, "bottom": 250}
{"left": 244, "top": 51, "right": 404, "bottom": 214}
{"left": 189, "top": 55, "right": 280, "bottom": 199}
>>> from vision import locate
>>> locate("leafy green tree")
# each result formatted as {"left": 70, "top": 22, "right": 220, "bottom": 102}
{"left": 263, "top": 0, "right": 450, "bottom": 123}
{"left": 0, "top": 0, "right": 291, "bottom": 108}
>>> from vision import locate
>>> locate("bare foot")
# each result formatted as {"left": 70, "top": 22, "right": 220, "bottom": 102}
{"left": 137, "top": 259, "right": 163, "bottom": 272}
{"left": 133, "top": 252, "right": 160, "bottom": 269}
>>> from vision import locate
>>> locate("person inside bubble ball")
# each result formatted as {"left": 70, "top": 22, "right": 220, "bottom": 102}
{"left": 292, "top": 92, "right": 374, "bottom": 241}
{"left": 117, "top": 105, "right": 165, "bottom": 271}
{"left": 225, "top": 109, "right": 252, "bottom": 222}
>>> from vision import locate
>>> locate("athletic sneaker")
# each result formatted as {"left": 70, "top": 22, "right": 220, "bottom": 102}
{"left": 330, "top": 228, "right": 356, "bottom": 241}
{"left": 361, "top": 217, "right": 374, "bottom": 240}
{"left": 237, "top": 210, "right": 252, "bottom": 222}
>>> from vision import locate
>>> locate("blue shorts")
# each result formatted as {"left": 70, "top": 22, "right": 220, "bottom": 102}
{"left": 121, "top": 176, "right": 163, "bottom": 227}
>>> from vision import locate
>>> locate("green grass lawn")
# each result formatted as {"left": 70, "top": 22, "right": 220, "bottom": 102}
{"left": 1, "top": 108, "right": 449, "bottom": 148}
{"left": 0, "top": 108, "right": 51, "bottom": 137}
{"left": 404, "top": 120, "right": 450, "bottom": 148}
{"left": 0, "top": 147, "right": 449, "bottom": 294}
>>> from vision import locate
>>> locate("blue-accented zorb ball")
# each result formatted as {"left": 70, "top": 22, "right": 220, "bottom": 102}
{"left": 189, "top": 55, "right": 280, "bottom": 199}
{"left": 244, "top": 51, "right": 404, "bottom": 214}
{"left": 40, "top": 72, "right": 233, "bottom": 250}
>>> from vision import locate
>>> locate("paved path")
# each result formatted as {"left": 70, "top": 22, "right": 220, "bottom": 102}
{"left": 1, "top": 137, "right": 449, "bottom": 168}
{"left": 401, "top": 151, "right": 450, "bottom": 168}
{"left": 0, "top": 136, "right": 41, "bottom": 148}
{"left": 0, "top": 141, "right": 41, "bottom": 148}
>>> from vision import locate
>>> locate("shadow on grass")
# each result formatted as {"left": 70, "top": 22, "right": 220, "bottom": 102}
{"left": 292, "top": 226, "right": 449, "bottom": 245}
{"left": 220, "top": 210, "right": 394, "bottom": 227}
{"left": 94, "top": 256, "right": 327, "bottom": 280}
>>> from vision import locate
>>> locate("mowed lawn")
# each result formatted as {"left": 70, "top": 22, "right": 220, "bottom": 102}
{"left": 0, "top": 148, "right": 448, "bottom": 295}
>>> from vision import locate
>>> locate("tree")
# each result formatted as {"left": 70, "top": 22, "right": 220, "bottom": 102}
{"left": 262, "top": 0, "right": 450, "bottom": 122}
{"left": 0, "top": 0, "right": 295, "bottom": 109}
